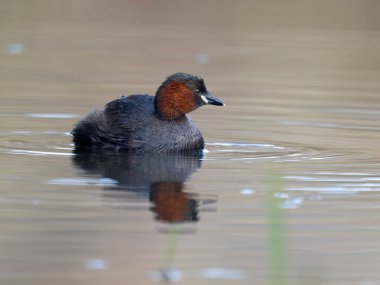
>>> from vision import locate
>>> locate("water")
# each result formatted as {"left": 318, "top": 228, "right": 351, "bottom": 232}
{"left": 1, "top": 1, "right": 380, "bottom": 284}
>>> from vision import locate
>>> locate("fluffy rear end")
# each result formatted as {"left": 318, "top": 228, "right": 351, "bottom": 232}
{"left": 71, "top": 111, "right": 106, "bottom": 152}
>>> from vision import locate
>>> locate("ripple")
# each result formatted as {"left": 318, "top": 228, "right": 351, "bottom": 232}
{"left": 0, "top": 130, "right": 340, "bottom": 164}
{"left": 278, "top": 120, "right": 380, "bottom": 132}
{"left": 317, "top": 172, "right": 375, "bottom": 176}
{"left": 6, "top": 149, "right": 72, "bottom": 156}
{"left": 27, "top": 113, "right": 80, "bottom": 119}
{"left": 0, "top": 130, "right": 72, "bottom": 157}
{"left": 47, "top": 178, "right": 117, "bottom": 186}
{"left": 207, "top": 142, "right": 285, "bottom": 150}
{"left": 205, "top": 141, "right": 337, "bottom": 163}
{"left": 284, "top": 174, "right": 380, "bottom": 183}
{"left": 283, "top": 171, "right": 380, "bottom": 195}
{"left": 286, "top": 186, "right": 375, "bottom": 193}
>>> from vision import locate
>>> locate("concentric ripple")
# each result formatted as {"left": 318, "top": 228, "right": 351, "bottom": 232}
{"left": 0, "top": 130, "right": 73, "bottom": 157}
{"left": 205, "top": 142, "right": 339, "bottom": 162}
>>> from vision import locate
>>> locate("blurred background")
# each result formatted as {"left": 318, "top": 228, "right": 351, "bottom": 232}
{"left": 1, "top": 1, "right": 380, "bottom": 285}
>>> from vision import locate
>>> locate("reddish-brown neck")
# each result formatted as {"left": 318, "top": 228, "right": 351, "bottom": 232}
{"left": 155, "top": 81, "right": 196, "bottom": 120}
{"left": 150, "top": 182, "right": 189, "bottom": 222}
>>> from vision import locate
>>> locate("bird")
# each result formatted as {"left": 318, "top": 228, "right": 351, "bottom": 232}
{"left": 71, "top": 73, "right": 224, "bottom": 153}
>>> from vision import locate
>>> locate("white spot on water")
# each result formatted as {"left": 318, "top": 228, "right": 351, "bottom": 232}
{"left": 240, "top": 188, "right": 255, "bottom": 195}
{"left": 84, "top": 259, "right": 108, "bottom": 270}
{"left": 7, "top": 43, "right": 25, "bottom": 54}
{"left": 273, "top": 192, "right": 289, "bottom": 199}
{"left": 279, "top": 197, "right": 304, "bottom": 209}
{"left": 198, "top": 268, "right": 246, "bottom": 280}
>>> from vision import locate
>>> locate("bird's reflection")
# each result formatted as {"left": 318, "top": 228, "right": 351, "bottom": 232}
{"left": 72, "top": 151, "right": 206, "bottom": 223}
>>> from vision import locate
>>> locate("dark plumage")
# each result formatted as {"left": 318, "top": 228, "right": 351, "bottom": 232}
{"left": 71, "top": 73, "right": 224, "bottom": 153}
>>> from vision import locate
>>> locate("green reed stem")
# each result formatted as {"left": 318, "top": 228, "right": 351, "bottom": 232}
{"left": 164, "top": 225, "right": 181, "bottom": 267}
{"left": 268, "top": 170, "right": 288, "bottom": 285}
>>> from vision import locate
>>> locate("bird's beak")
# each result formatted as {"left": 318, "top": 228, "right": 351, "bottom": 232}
{"left": 201, "top": 93, "right": 225, "bottom": 106}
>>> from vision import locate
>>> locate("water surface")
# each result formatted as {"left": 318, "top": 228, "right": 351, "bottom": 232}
{"left": 1, "top": 1, "right": 380, "bottom": 284}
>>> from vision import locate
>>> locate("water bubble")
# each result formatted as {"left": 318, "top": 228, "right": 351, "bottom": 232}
{"left": 84, "top": 259, "right": 108, "bottom": 270}
{"left": 198, "top": 267, "right": 246, "bottom": 280}
{"left": 240, "top": 188, "right": 255, "bottom": 195}
{"left": 7, "top": 43, "right": 25, "bottom": 55}
{"left": 273, "top": 192, "right": 289, "bottom": 199}
{"left": 279, "top": 197, "right": 304, "bottom": 209}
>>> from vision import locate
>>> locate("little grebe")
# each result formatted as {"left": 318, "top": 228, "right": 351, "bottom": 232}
{"left": 71, "top": 73, "right": 224, "bottom": 153}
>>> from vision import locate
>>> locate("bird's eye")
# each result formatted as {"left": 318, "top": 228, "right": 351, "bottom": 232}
{"left": 196, "top": 89, "right": 200, "bottom": 94}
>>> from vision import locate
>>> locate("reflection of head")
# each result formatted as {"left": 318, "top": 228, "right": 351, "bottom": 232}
{"left": 149, "top": 182, "right": 198, "bottom": 223}
{"left": 72, "top": 152, "right": 203, "bottom": 223}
